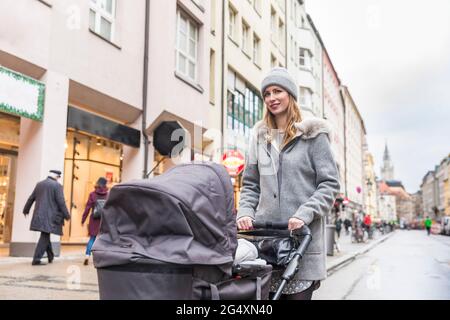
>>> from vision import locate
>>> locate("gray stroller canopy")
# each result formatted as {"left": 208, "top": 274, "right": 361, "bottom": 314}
{"left": 93, "top": 162, "right": 237, "bottom": 268}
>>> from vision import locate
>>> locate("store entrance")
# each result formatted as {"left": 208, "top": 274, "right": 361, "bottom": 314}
{"left": 62, "top": 130, "right": 122, "bottom": 243}
{"left": 0, "top": 151, "right": 17, "bottom": 244}
{"left": 0, "top": 112, "right": 20, "bottom": 244}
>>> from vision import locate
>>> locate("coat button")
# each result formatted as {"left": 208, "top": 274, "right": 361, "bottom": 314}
{"left": 274, "top": 194, "right": 277, "bottom": 198}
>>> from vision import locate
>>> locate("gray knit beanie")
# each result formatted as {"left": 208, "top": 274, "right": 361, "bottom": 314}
{"left": 261, "top": 67, "right": 298, "bottom": 101}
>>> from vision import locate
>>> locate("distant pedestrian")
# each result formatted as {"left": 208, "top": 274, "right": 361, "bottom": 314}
{"left": 363, "top": 214, "right": 372, "bottom": 238}
{"left": 424, "top": 216, "right": 432, "bottom": 236}
{"left": 81, "top": 177, "right": 109, "bottom": 265}
{"left": 335, "top": 216, "right": 343, "bottom": 239}
{"left": 344, "top": 218, "right": 351, "bottom": 235}
{"left": 23, "top": 170, "right": 71, "bottom": 265}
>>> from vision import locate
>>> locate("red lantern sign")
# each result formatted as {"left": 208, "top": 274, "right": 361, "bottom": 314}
{"left": 222, "top": 150, "right": 245, "bottom": 176}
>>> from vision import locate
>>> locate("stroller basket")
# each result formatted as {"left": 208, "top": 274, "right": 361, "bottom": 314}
{"left": 238, "top": 222, "right": 312, "bottom": 300}
{"left": 97, "top": 257, "right": 273, "bottom": 300}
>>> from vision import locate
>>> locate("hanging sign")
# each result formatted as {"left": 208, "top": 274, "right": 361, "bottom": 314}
{"left": 0, "top": 66, "right": 45, "bottom": 121}
{"left": 222, "top": 150, "right": 245, "bottom": 176}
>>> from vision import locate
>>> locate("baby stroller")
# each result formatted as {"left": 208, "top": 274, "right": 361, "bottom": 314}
{"left": 93, "top": 162, "right": 311, "bottom": 300}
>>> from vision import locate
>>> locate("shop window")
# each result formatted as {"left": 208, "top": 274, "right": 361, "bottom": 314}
{"left": 0, "top": 112, "right": 19, "bottom": 243}
{"left": 63, "top": 131, "right": 122, "bottom": 242}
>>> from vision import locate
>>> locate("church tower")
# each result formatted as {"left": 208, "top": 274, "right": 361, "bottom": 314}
{"left": 381, "top": 141, "right": 395, "bottom": 180}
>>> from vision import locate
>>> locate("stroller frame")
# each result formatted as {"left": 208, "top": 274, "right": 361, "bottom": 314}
{"left": 238, "top": 222, "right": 312, "bottom": 300}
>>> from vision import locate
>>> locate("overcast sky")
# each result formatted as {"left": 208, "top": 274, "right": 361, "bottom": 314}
{"left": 306, "top": 0, "right": 450, "bottom": 193}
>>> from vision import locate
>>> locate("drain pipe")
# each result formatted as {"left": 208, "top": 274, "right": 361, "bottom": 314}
{"left": 142, "top": 0, "right": 150, "bottom": 178}
{"left": 220, "top": 0, "right": 226, "bottom": 153}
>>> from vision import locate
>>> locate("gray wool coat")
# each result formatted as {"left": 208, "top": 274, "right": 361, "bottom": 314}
{"left": 237, "top": 117, "right": 340, "bottom": 281}
{"left": 23, "top": 177, "right": 71, "bottom": 236}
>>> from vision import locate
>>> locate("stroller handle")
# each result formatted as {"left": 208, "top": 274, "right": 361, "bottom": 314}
{"left": 252, "top": 221, "right": 311, "bottom": 236}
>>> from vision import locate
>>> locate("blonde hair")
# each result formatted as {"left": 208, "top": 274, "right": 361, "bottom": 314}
{"left": 263, "top": 95, "right": 302, "bottom": 147}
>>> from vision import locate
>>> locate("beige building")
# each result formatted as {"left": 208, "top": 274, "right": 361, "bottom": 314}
{"left": 378, "top": 193, "right": 397, "bottom": 222}
{"left": 420, "top": 155, "right": 450, "bottom": 219}
{"left": 286, "top": 1, "right": 323, "bottom": 118}
{"left": 0, "top": 0, "right": 217, "bottom": 255}
{"left": 421, "top": 170, "right": 439, "bottom": 219}
{"left": 363, "top": 142, "right": 378, "bottom": 220}
{"left": 0, "top": 0, "right": 146, "bottom": 254}
{"left": 210, "top": 0, "right": 289, "bottom": 206}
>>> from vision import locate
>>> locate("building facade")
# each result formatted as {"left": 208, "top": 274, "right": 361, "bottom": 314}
{"left": 411, "top": 190, "right": 424, "bottom": 219}
{"left": 286, "top": 0, "right": 323, "bottom": 118}
{"left": 0, "top": 0, "right": 149, "bottom": 252}
{"left": 421, "top": 170, "right": 439, "bottom": 219}
{"left": 378, "top": 192, "right": 397, "bottom": 222}
{"left": 322, "top": 48, "right": 346, "bottom": 198}
{"left": 420, "top": 155, "right": 450, "bottom": 219}
{"left": 0, "top": 0, "right": 218, "bottom": 254}
{"left": 341, "top": 86, "right": 365, "bottom": 214}
{"left": 363, "top": 143, "right": 379, "bottom": 220}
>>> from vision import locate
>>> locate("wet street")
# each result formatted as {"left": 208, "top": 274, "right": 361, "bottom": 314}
{"left": 314, "top": 230, "right": 450, "bottom": 300}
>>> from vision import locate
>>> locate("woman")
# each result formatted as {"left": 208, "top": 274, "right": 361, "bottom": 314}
{"left": 236, "top": 67, "right": 340, "bottom": 300}
{"left": 81, "top": 177, "right": 108, "bottom": 265}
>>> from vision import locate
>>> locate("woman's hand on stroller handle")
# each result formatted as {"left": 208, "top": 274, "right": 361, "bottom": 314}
{"left": 288, "top": 218, "right": 305, "bottom": 231}
{"left": 237, "top": 218, "right": 306, "bottom": 231}
{"left": 237, "top": 216, "right": 254, "bottom": 230}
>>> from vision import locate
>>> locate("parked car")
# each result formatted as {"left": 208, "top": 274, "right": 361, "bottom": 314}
{"left": 441, "top": 216, "right": 450, "bottom": 236}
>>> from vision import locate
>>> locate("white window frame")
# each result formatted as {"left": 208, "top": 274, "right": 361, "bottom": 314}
{"left": 89, "top": 0, "right": 116, "bottom": 41}
{"left": 176, "top": 10, "right": 199, "bottom": 83}
{"left": 271, "top": 7, "right": 277, "bottom": 44}
{"left": 253, "top": 0, "right": 262, "bottom": 15}
{"left": 278, "top": 19, "right": 285, "bottom": 48}
{"left": 299, "top": 48, "right": 312, "bottom": 70}
{"left": 228, "top": 5, "right": 238, "bottom": 41}
{"left": 271, "top": 54, "right": 277, "bottom": 69}
{"left": 242, "top": 20, "right": 250, "bottom": 53}
{"left": 299, "top": 87, "right": 312, "bottom": 108}
{"left": 253, "top": 33, "right": 261, "bottom": 65}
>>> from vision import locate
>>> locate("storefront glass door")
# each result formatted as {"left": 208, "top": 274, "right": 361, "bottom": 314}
{"left": 63, "top": 131, "right": 122, "bottom": 243}
{"left": 0, "top": 152, "right": 17, "bottom": 243}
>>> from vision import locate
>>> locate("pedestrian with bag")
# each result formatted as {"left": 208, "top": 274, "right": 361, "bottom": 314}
{"left": 236, "top": 67, "right": 340, "bottom": 300}
{"left": 81, "top": 177, "right": 108, "bottom": 265}
{"left": 23, "top": 170, "right": 71, "bottom": 265}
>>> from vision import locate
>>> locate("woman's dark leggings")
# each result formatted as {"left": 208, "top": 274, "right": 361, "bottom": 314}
{"left": 269, "top": 281, "right": 320, "bottom": 300}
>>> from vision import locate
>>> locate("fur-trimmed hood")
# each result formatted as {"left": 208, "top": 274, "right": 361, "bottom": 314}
{"left": 253, "top": 117, "right": 332, "bottom": 142}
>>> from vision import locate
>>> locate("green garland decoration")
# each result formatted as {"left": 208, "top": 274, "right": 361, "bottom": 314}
{"left": 0, "top": 66, "right": 45, "bottom": 121}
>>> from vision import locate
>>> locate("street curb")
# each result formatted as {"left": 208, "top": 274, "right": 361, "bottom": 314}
{"left": 326, "top": 231, "right": 396, "bottom": 274}
{"left": 0, "top": 253, "right": 86, "bottom": 265}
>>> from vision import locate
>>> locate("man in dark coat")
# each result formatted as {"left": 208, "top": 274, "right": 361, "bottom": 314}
{"left": 23, "top": 170, "right": 71, "bottom": 265}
